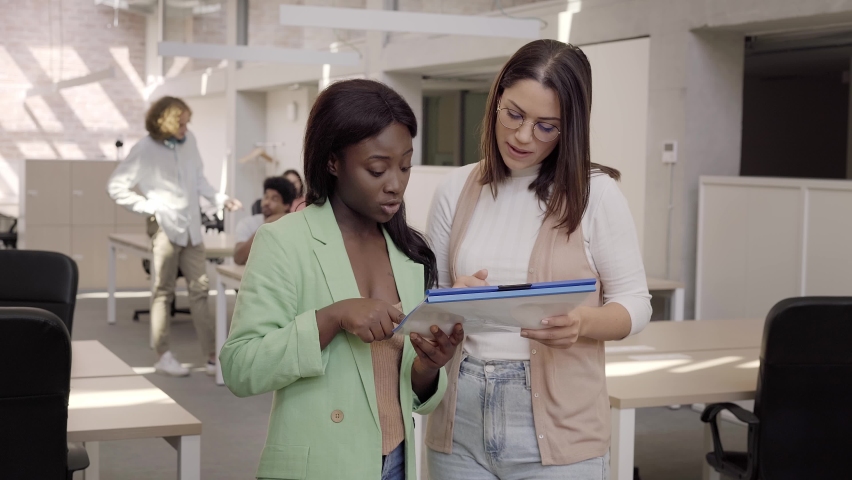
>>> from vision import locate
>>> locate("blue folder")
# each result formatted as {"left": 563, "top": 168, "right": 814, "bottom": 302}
{"left": 395, "top": 278, "right": 597, "bottom": 336}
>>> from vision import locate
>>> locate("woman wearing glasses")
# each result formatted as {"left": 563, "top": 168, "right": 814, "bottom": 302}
{"left": 425, "top": 39, "right": 652, "bottom": 479}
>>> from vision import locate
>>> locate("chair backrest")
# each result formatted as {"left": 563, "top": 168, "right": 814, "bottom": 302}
{"left": 0, "top": 307, "right": 72, "bottom": 478}
{"left": 251, "top": 198, "right": 262, "bottom": 215}
{"left": 0, "top": 250, "right": 79, "bottom": 333}
{"left": 755, "top": 297, "right": 852, "bottom": 479}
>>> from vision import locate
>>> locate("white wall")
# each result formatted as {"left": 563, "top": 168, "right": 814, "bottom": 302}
{"left": 185, "top": 95, "right": 228, "bottom": 202}
{"left": 405, "top": 165, "right": 456, "bottom": 232}
{"left": 583, "top": 37, "right": 650, "bottom": 251}
{"left": 266, "top": 86, "right": 318, "bottom": 178}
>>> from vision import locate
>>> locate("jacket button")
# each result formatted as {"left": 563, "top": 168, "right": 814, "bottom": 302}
{"left": 331, "top": 410, "right": 344, "bottom": 423}
{"left": 531, "top": 349, "right": 537, "bottom": 355}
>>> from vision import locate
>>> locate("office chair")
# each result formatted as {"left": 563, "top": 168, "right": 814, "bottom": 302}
{"left": 0, "top": 250, "right": 79, "bottom": 333}
{"left": 132, "top": 258, "right": 192, "bottom": 322}
{"left": 701, "top": 297, "right": 852, "bottom": 480}
{"left": 251, "top": 199, "right": 262, "bottom": 215}
{"left": 132, "top": 210, "right": 225, "bottom": 321}
{"left": 0, "top": 218, "right": 16, "bottom": 249}
{"left": 0, "top": 307, "right": 89, "bottom": 479}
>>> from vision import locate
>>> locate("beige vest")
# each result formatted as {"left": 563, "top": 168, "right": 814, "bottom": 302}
{"left": 425, "top": 163, "right": 609, "bottom": 465}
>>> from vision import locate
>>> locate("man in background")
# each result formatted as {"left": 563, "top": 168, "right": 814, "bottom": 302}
{"left": 107, "top": 96, "right": 241, "bottom": 378}
{"left": 233, "top": 176, "right": 296, "bottom": 265}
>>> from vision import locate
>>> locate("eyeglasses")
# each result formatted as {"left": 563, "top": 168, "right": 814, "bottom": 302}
{"left": 496, "top": 106, "right": 561, "bottom": 143}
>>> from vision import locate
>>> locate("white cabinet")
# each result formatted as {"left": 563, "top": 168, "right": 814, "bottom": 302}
{"left": 697, "top": 176, "right": 852, "bottom": 319}
{"left": 22, "top": 160, "right": 147, "bottom": 291}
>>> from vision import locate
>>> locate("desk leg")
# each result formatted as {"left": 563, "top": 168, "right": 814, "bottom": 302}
{"left": 413, "top": 413, "right": 424, "bottom": 480}
{"left": 702, "top": 423, "right": 721, "bottom": 480}
{"left": 215, "top": 275, "right": 227, "bottom": 386}
{"left": 149, "top": 255, "right": 157, "bottom": 350}
{"left": 673, "top": 288, "right": 685, "bottom": 321}
{"left": 107, "top": 244, "right": 116, "bottom": 325}
{"left": 83, "top": 441, "right": 100, "bottom": 480}
{"left": 166, "top": 435, "right": 201, "bottom": 480}
{"left": 610, "top": 407, "right": 635, "bottom": 480}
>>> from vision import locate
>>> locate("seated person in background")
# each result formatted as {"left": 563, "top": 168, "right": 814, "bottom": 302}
{"left": 233, "top": 176, "right": 296, "bottom": 265}
{"left": 283, "top": 169, "right": 307, "bottom": 212}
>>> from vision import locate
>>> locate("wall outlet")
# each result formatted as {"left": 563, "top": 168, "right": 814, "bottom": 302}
{"left": 662, "top": 141, "right": 678, "bottom": 164}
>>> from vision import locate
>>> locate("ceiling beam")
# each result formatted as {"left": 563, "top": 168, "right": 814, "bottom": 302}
{"left": 279, "top": 5, "right": 540, "bottom": 40}
{"left": 158, "top": 42, "right": 361, "bottom": 66}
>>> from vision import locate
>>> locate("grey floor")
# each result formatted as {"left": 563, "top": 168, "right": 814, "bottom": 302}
{"left": 70, "top": 293, "right": 746, "bottom": 480}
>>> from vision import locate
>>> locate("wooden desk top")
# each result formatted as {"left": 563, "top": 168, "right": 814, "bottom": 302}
{"left": 606, "top": 318, "right": 764, "bottom": 355}
{"left": 71, "top": 341, "right": 137, "bottom": 379}
{"left": 216, "top": 264, "right": 245, "bottom": 282}
{"left": 109, "top": 233, "right": 235, "bottom": 258}
{"left": 606, "top": 348, "right": 759, "bottom": 409}
{"left": 646, "top": 277, "right": 684, "bottom": 291}
{"left": 68, "top": 376, "right": 202, "bottom": 442}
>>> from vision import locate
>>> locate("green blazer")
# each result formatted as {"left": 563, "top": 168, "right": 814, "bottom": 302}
{"left": 220, "top": 201, "right": 447, "bottom": 480}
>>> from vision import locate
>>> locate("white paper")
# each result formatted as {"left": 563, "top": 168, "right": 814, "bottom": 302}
{"left": 397, "top": 290, "right": 594, "bottom": 336}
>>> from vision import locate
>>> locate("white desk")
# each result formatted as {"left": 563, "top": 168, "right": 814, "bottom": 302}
{"left": 646, "top": 277, "right": 686, "bottom": 321}
{"left": 214, "top": 264, "right": 244, "bottom": 386}
{"left": 606, "top": 318, "right": 764, "bottom": 355}
{"left": 606, "top": 348, "right": 760, "bottom": 480}
{"left": 69, "top": 375, "right": 203, "bottom": 480}
{"left": 71, "top": 340, "right": 137, "bottom": 379}
{"left": 107, "top": 232, "right": 235, "bottom": 326}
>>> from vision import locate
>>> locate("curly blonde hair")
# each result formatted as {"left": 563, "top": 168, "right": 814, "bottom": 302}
{"left": 145, "top": 96, "right": 192, "bottom": 141}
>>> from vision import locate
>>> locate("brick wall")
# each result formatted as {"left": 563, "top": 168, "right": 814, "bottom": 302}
{"left": 0, "top": 0, "right": 149, "bottom": 207}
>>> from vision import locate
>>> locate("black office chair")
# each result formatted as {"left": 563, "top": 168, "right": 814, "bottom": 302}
{"left": 132, "top": 210, "right": 225, "bottom": 321}
{"left": 251, "top": 199, "right": 262, "bottom": 215}
{"left": 0, "top": 250, "right": 79, "bottom": 333}
{"left": 132, "top": 258, "right": 192, "bottom": 322}
{"left": 0, "top": 307, "right": 89, "bottom": 479}
{"left": 0, "top": 218, "right": 16, "bottom": 249}
{"left": 701, "top": 297, "right": 852, "bottom": 480}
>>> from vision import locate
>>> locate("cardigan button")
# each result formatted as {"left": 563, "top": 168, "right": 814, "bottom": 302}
{"left": 331, "top": 410, "right": 344, "bottom": 423}
{"left": 531, "top": 349, "right": 537, "bottom": 355}
{"left": 538, "top": 434, "right": 544, "bottom": 439}
{"left": 528, "top": 268, "right": 535, "bottom": 274}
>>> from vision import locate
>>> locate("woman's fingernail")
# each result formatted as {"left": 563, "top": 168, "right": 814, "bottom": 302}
{"left": 541, "top": 319, "right": 550, "bottom": 325}
{"left": 431, "top": 326, "right": 439, "bottom": 334}
{"left": 521, "top": 331, "right": 529, "bottom": 337}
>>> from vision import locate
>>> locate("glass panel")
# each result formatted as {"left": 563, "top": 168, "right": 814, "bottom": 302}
{"left": 162, "top": 0, "right": 227, "bottom": 78}
{"left": 462, "top": 91, "right": 488, "bottom": 165}
{"left": 422, "top": 94, "right": 460, "bottom": 166}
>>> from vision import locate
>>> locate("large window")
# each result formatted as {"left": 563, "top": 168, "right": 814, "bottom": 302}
{"left": 422, "top": 91, "right": 488, "bottom": 166}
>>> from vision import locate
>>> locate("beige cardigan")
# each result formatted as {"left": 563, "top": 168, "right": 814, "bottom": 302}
{"left": 425, "top": 164, "right": 610, "bottom": 465}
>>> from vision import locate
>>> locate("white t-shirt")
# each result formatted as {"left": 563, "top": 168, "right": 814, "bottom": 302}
{"left": 426, "top": 163, "right": 652, "bottom": 360}
{"left": 235, "top": 214, "right": 265, "bottom": 243}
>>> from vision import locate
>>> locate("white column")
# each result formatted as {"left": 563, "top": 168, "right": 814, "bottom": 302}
{"left": 610, "top": 407, "right": 636, "bottom": 480}
{"left": 846, "top": 57, "right": 852, "bottom": 179}
{"left": 82, "top": 441, "right": 100, "bottom": 480}
{"left": 702, "top": 423, "right": 722, "bottom": 480}
{"left": 361, "top": 0, "right": 424, "bottom": 166}
{"left": 107, "top": 243, "right": 116, "bottom": 324}
{"left": 215, "top": 272, "right": 227, "bottom": 385}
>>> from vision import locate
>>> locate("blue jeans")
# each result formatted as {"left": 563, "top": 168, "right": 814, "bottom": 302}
{"left": 427, "top": 355, "right": 609, "bottom": 480}
{"left": 381, "top": 441, "right": 405, "bottom": 480}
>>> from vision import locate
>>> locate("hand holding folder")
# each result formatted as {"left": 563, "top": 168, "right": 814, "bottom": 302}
{"left": 395, "top": 279, "right": 597, "bottom": 336}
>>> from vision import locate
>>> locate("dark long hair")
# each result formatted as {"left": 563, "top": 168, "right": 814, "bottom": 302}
{"left": 480, "top": 39, "right": 620, "bottom": 235}
{"left": 303, "top": 79, "right": 437, "bottom": 288}
{"left": 282, "top": 169, "right": 305, "bottom": 197}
